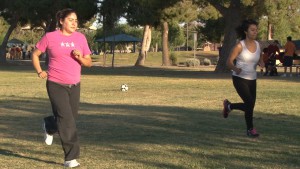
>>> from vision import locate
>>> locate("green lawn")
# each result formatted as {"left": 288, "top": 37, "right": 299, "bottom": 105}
{"left": 0, "top": 54, "right": 299, "bottom": 169}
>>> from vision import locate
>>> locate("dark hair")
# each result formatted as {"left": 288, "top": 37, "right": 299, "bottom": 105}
{"left": 287, "top": 36, "right": 292, "bottom": 41}
{"left": 236, "top": 19, "right": 258, "bottom": 40}
{"left": 263, "top": 47, "right": 268, "bottom": 53}
{"left": 56, "top": 8, "right": 77, "bottom": 28}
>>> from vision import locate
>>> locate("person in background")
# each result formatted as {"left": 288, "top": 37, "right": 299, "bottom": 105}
{"left": 9, "top": 45, "right": 16, "bottom": 60}
{"left": 267, "top": 40, "right": 280, "bottom": 76}
{"left": 16, "top": 45, "right": 22, "bottom": 60}
{"left": 32, "top": 8, "right": 92, "bottom": 168}
{"left": 22, "top": 44, "right": 27, "bottom": 60}
{"left": 282, "top": 36, "right": 296, "bottom": 77}
{"left": 222, "top": 19, "right": 264, "bottom": 138}
{"left": 262, "top": 47, "right": 270, "bottom": 76}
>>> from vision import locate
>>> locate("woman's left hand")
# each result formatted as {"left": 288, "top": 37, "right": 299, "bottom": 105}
{"left": 72, "top": 49, "right": 82, "bottom": 60}
{"left": 258, "top": 61, "right": 265, "bottom": 69}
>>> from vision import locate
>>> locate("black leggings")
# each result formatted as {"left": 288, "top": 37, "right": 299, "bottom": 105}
{"left": 230, "top": 76, "right": 256, "bottom": 130}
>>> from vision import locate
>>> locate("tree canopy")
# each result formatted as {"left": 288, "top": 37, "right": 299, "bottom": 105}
{"left": 195, "top": 0, "right": 300, "bottom": 72}
{"left": 0, "top": 0, "right": 97, "bottom": 63}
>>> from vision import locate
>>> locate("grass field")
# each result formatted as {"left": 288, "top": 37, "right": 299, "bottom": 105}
{"left": 0, "top": 52, "right": 299, "bottom": 169}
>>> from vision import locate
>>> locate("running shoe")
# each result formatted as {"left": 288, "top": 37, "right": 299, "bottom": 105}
{"left": 247, "top": 128, "right": 259, "bottom": 138}
{"left": 43, "top": 122, "right": 53, "bottom": 145}
{"left": 64, "top": 159, "right": 80, "bottom": 168}
{"left": 223, "top": 99, "right": 231, "bottom": 118}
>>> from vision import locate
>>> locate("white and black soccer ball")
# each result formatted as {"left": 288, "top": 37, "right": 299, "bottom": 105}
{"left": 121, "top": 84, "right": 129, "bottom": 91}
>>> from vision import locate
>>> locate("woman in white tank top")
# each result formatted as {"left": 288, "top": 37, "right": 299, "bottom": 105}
{"left": 222, "top": 19, "right": 265, "bottom": 138}
{"left": 232, "top": 40, "right": 261, "bottom": 80}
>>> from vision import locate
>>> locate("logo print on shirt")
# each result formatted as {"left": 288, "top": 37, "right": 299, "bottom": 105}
{"left": 60, "top": 42, "right": 75, "bottom": 47}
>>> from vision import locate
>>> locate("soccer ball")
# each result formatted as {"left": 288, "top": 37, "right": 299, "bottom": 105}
{"left": 121, "top": 84, "right": 129, "bottom": 91}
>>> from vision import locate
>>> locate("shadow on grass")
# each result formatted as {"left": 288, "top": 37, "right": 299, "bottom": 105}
{"left": 1, "top": 63, "right": 300, "bottom": 82}
{"left": 0, "top": 62, "right": 228, "bottom": 80}
{"left": 82, "top": 66, "right": 230, "bottom": 79}
{"left": 0, "top": 149, "right": 61, "bottom": 166}
{"left": 0, "top": 97, "right": 299, "bottom": 168}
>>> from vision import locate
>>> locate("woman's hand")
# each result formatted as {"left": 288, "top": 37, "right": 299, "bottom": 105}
{"left": 258, "top": 61, "right": 265, "bottom": 69}
{"left": 37, "top": 71, "right": 47, "bottom": 79}
{"left": 72, "top": 49, "right": 82, "bottom": 60}
{"left": 72, "top": 49, "right": 92, "bottom": 67}
{"left": 234, "top": 67, "right": 242, "bottom": 75}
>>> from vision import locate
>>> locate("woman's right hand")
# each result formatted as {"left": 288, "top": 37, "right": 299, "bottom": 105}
{"left": 38, "top": 71, "right": 48, "bottom": 79}
{"left": 234, "top": 68, "right": 242, "bottom": 75}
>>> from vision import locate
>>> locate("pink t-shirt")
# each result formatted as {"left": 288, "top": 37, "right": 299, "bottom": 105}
{"left": 36, "top": 30, "right": 91, "bottom": 84}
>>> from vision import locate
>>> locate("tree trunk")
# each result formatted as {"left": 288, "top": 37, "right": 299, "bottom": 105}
{"left": 145, "top": 27, "right": 152, "bottom": 56}
{"left": 135, "top": 25, "right": 151, "bottom": 66}
{"left": 215, "top": 4, "right": 241, "bottom": 73}
{"left": 161, "top": 21, "right": 170, "bottom": 66}
{"left": 0, "top": 23, "right": 17, "bottom": 64}
{"left": 268, "top": 22, "right": 272, "bottom": 40}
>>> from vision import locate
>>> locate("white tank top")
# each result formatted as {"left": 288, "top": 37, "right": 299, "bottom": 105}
{"left": 232, "top": 40, "right": 261, "bottom": 80}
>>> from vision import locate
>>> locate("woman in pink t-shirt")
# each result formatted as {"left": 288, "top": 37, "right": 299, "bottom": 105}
{"left": 32, "top": 8, "right": 92, "bottom": 168}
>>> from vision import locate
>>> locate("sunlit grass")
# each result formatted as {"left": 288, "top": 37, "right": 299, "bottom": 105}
{"left": 0, "top": 60, "right": 299, "bottom": 169}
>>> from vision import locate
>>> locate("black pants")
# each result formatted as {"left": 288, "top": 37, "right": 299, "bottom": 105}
{"left": 46, "top": 80, "right": 80, "bottom": 161}
{"left": 230, "top": 76, "right": 256, "bottom": 130}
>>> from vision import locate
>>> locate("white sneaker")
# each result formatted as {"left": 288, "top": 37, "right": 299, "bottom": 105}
{"left": 64, "top": 159, "right": 80, "bottom": 168}
{"left": 281, "top": 74, "right": 286, "bottom": 77}
{"left": 43, "top": 123, "right": 53, "bottom": 145}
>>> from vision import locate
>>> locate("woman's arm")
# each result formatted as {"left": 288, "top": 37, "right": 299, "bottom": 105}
{"left": 78, "top": 55, "right": 92, "bottom": 67}
{"left": 227, "top": 43, "right": 242, "bottom": 74}
{"left": 32, "top": 48, "right": 47, "bottom": 79}
{"left": 258, "top": 53, "right": 265, "bottom": 69}
{"left": 72, "top": 50, "right": 92, "bottom": 67}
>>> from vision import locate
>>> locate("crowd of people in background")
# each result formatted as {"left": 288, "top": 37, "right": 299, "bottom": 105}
{"left": 261, "top": 36, "right": 299, "bottom": 77}
{"left": 6, "top": 44, "right": 34, "bottom": 60}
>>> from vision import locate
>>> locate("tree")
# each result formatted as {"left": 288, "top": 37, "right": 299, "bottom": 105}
{"left": 98, "top": 0, "right": 127, "bottom": 31}
{"left": 126, "top": 0, "right": 197, "bottom": 66}
{"left": 126, "top": 0, "right": 160, "bottom": 66}
{"left": 98, "top": 0, "right": 197, "bottom": 66}
{"left": 0, "top": 17, "right": 9, "bottom": 44}
{"left": 168, "top": 22, "right": 185, "bottom": 50}
{"left": 98, "top": 0, "right": 128, "bottom": 67}
{"left": 0, "top": 0, "right": 32, "bottom": 63}
{"left": 0, "top": 0, "right": 97, "bottom": 63}
{"left": 262, "top": 0, "right": 300, "bottom": 43}
{"left": 196, "top": 0, "right": 300, "bottom": 72}
{"left": 29, "top": 0, "right": 97, "bottom": 32}
{"left": 160, "top": 0, "right": 198, "bottom": 66}
{"left": 163, "top": 0, "right": 198, "bottom": 54}
{"left": 197, "top": 18, "right": 225, "bottom": 44}
{"left": 194, "top": 0, "right": 265, "bottom": 72}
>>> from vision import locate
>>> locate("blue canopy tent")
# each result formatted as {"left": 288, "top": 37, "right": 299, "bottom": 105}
{"left": 7, "top": 38, "right": 24, "bottom": 47}
{"left": 95, "top": 34, "right": 142, "bottom": 67}
{"left": 95, "top": 33, "right": 142, "bottom": 53}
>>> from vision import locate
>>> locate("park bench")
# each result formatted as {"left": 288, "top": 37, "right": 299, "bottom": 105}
{"left": 275, "top": 59, "right": 300, "bottom": 76}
